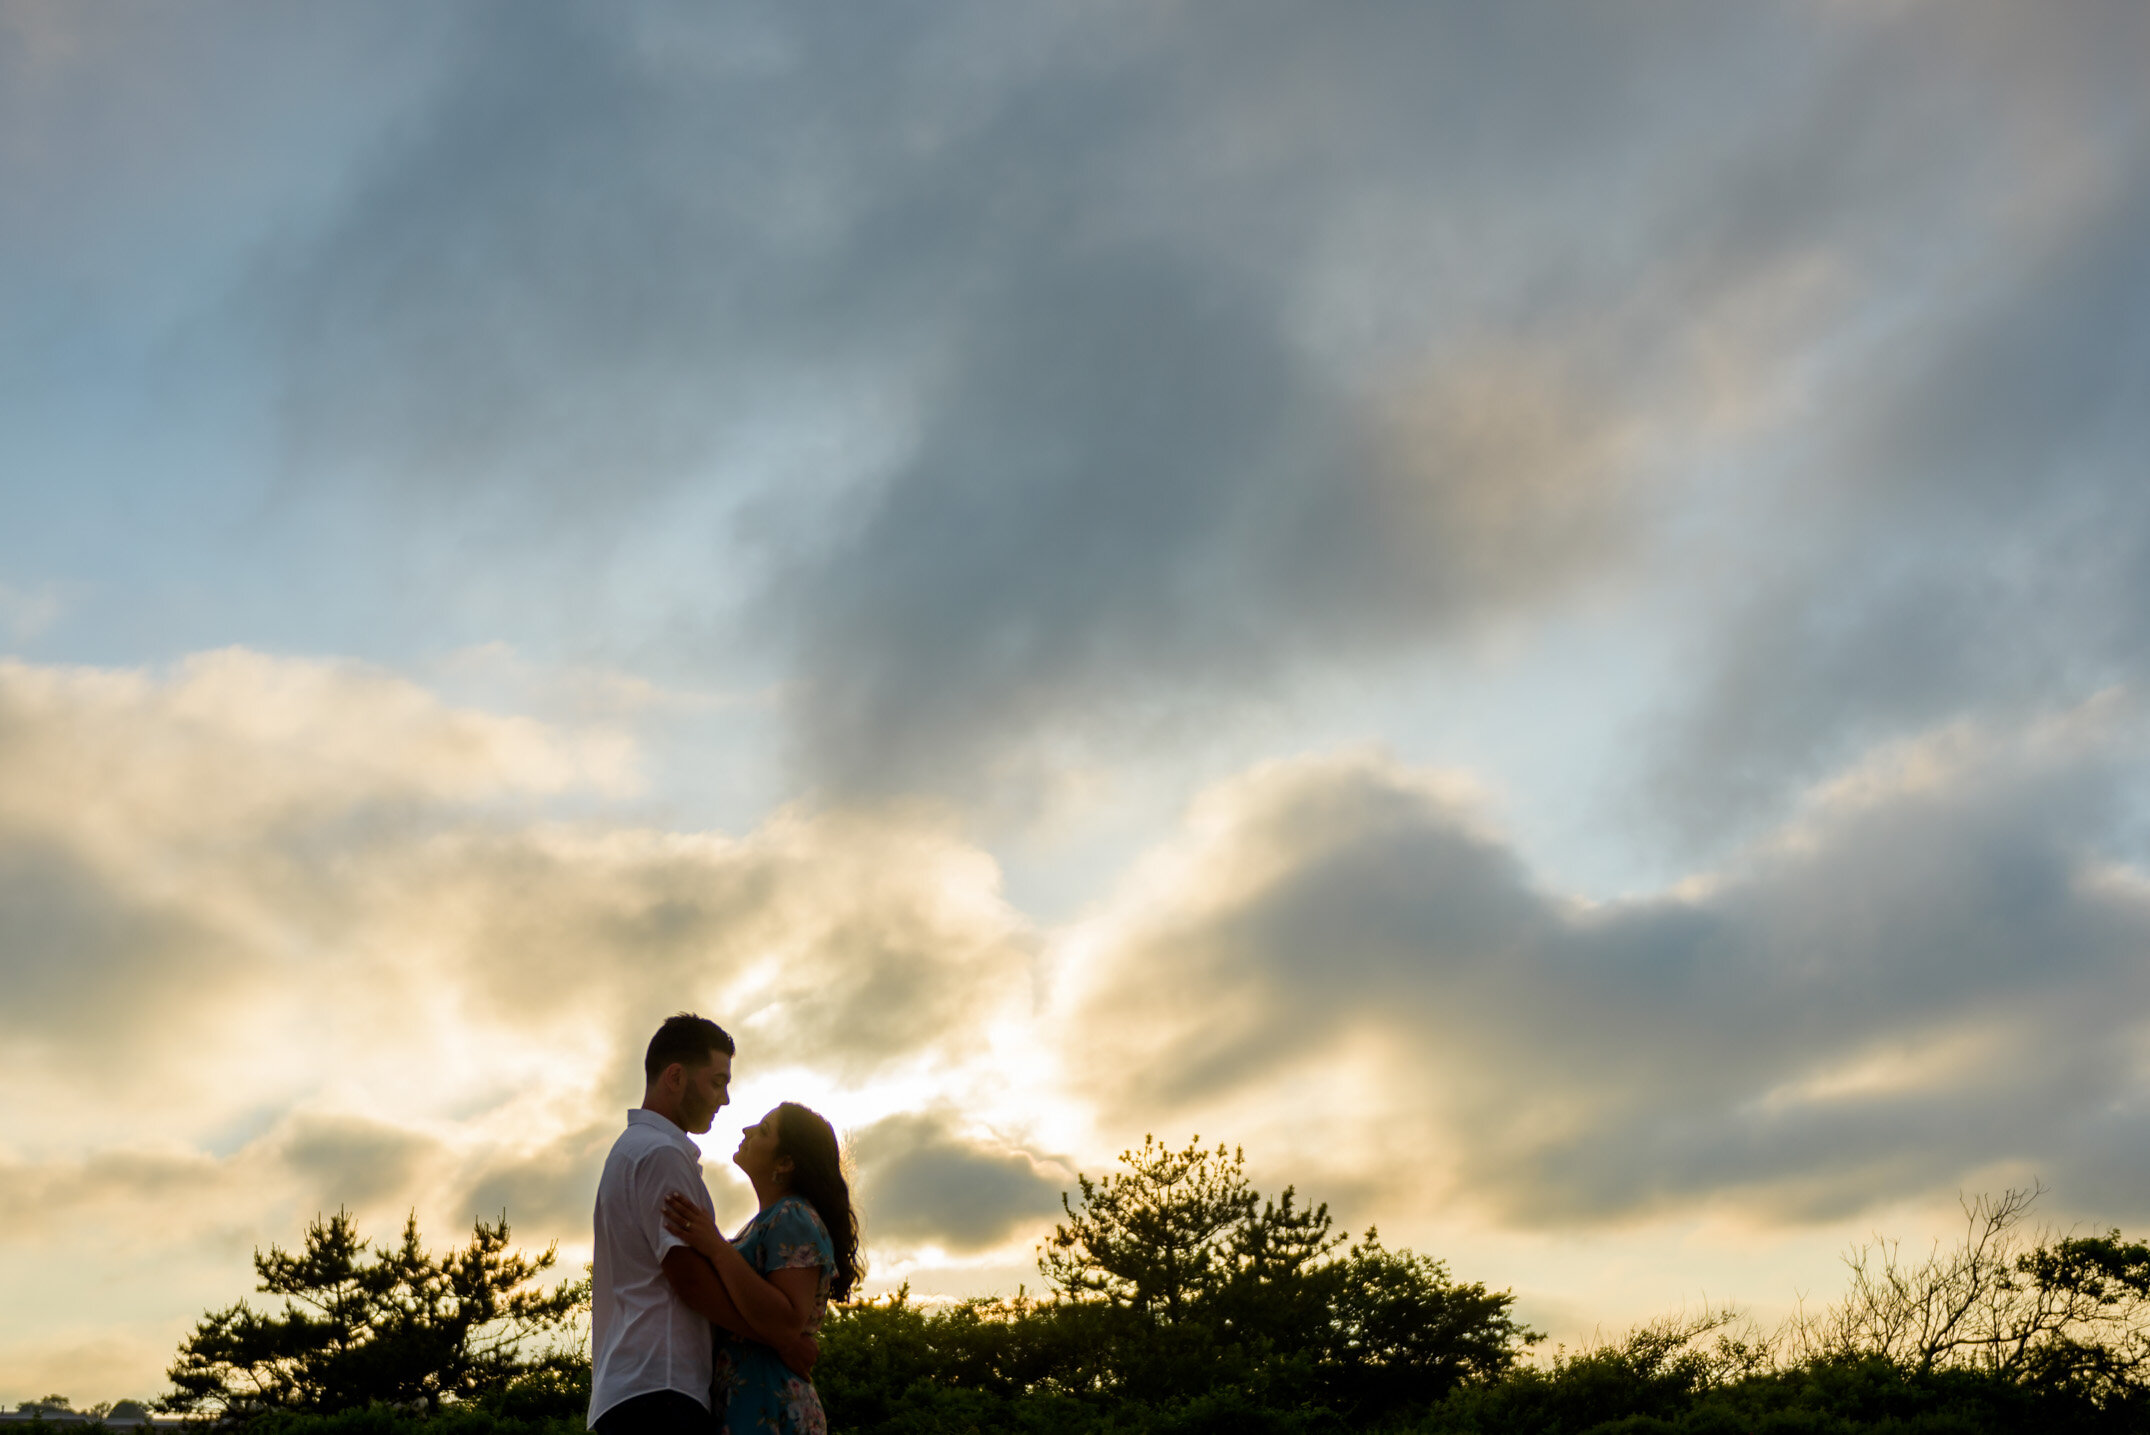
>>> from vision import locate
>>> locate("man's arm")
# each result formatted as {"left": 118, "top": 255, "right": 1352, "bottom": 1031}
{"left": 662, "top": 1246, "right": 749, "bottom": 1335}
{"left": 661, "top": 1248, "right": 819, "bottom": 1377}
{"left": 640, "top": 1152, "right": 766, "bottom": 1350}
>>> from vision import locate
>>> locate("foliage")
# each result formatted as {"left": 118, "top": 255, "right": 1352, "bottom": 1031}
{"left": 816, "top": 1136, "right": 1537, "bottom": 1431}
{"left": 1428, "top": 1353, "right": 2132, "bottom": 1434}
{"left": 158, "top": 1149, "right": 2150, "bottom": 1432}
{"left": 213, "top": 1381, "right": 588, "bottom": 1435}
{"left": 1425, "top": 1190, "right": 2150, "bottom": 1435}
{"left": 1324, "top": 1233, "right": 1548, "bottom": 1413}
{"left": 1045, "top": 1137, "right": 1534, "bottom": 1409}
{"left": 1039, "top": 1138, "right": 1264, "bottom": 1320}
{"left": 161, "top": 1211, "right": 587, "bottom": 1420}
{"left": 1790, "top": 1185, "right": 2150, "bottom": 1401}
{"left": 811, "top": 1287, "right": 1119, "bottom": 1432}
{"left": 810, "top": 1164, "right": 2150, "bottom": 1433}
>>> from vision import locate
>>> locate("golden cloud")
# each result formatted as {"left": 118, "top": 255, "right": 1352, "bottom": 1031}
{"left": 0, "top": 651, "right": 1039, "bottom": 1401}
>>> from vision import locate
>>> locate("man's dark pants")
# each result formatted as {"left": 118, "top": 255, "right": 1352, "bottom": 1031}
{"left": 593, "top": 1390, "right": 712, "bottom": 1435}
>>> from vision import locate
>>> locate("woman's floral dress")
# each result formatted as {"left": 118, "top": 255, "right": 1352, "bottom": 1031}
{"left": 712, "top": 1195, "right": 833, "bottom": 1435}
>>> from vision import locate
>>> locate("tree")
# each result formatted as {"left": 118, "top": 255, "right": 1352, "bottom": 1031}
{"left": 1036, "top": 1134, "right": 1538, "bottom": 1415}
{"left": 1321, "top": 1230, "right": 1540, "bottom": 1408}
{"left": 162, "top": 1210, "right": 588, "bottom": 1418}
{"left": 1208, "top": 1186, "right": 1346, "bottom": 1353}
{"left": 1797, "top": 1185, "right": 2150, "bottom": 1402}
{"left": 1039, "top": 1136, "right": 1257, "bottom": 1320}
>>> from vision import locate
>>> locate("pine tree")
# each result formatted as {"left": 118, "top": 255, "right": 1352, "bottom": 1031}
{"left": 162, "top": 1210, "right": 587, "bottom": 1418}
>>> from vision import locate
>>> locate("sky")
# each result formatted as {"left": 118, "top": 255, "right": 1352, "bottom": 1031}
{"left": 4, "top": 0, "right": 2150, "bottom": 1406}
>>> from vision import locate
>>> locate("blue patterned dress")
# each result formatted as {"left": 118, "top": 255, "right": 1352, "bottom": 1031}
{"left": 712, "top": 1196, "right": 834, "bottom": 1435}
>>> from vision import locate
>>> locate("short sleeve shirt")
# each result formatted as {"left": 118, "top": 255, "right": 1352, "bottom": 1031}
{"left": 589, "top": 1110, "right": 718, "bottom": 1426}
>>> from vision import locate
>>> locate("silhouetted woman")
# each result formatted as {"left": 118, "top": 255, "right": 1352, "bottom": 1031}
{"left": 663, "top": 1102, "right": 861, "bottom": 1435}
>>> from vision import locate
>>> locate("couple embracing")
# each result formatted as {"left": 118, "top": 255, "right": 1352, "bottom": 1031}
{"left": 587, "top": 1014, "right": 860, "bottom": 1435}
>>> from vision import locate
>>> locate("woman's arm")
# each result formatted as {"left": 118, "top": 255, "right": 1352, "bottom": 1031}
{"left": 663, "top": 1193, "right": 821, "bottom": 1347}
{"left": 661, "top": 1248, "right": 754, "bottom": 1335}
{"left": 662, "top": 1246, "right": 819, "bottom": 1375}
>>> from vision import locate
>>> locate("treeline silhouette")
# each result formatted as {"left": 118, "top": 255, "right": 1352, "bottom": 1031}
{"left": 138, "top": 1139, "right": 2150, "bottom": 1433}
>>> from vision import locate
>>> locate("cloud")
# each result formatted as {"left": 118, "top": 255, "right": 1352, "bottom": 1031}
{"left": 0, "top": 1110, "right": 448, "bottom": 1252}
{"left": 0, "top": 1106, "right": 598, "bottom": 1405}
{"left": 234, "top": 0, "right": 2150, "bottom": 810}
{"left": 276, "top": 1113, "right": 442, "bottom": 1212}
{"left": 0, "top": 1148, "right": 227, "bottom": 1243}
{"left": 768, "top": 0, "right": 2138, "bottom": 814}
{"left": 0, "top": 649, "right": 1051, "bottom": 1396}
{"left": 349, "top": 803, "right": 1036, "bottom": 1087}
{"left": 1647, "top": 7, "right": 2150, "bottom": 840}
{"left": 0, "top": 649, "right": 1030, "bottom": 1085}
{"left": 13, "top": 2, "right": 2147, "bottom": 826}
{"left": 239, "top": 1, "right": 866, "bottom": 480}
{"left": 0, "top": 650, "right": 1035, "bottom": 1218}
{"left": 242, "top": 1, "right": 1817, "bottom": 800}
{"left": 0, "top": 649, "right": 638, "bottom": 1087}
{"left": 454, "top": 1121, "right": 617, "bottom": 1237}
{"left": 0, "top": 833, "right": 233, "bottom": 1045}
{"left": 775, "top": 256, "right": 1646, "bottom": 799}
{"left": 848, "top": 1110, "right": 1070, "bottom": 1255}
{"left": 1061, "top": 704, "right": 2150, "bottom": 1226}
{"left": 0, "top": 649, "right": 636, "bottom": 840}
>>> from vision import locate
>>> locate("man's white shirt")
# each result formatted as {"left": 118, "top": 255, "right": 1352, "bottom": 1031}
{"left": 588, "top": 1109, "right": 718, "bottom": 1427}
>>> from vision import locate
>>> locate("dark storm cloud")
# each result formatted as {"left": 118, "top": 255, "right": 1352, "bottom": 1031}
{"left": 1077, "top": 719, "right": 2150, "bottom": 1225}
{"left": 848, "top": 1111, "right": 1070, "bottom": 1253}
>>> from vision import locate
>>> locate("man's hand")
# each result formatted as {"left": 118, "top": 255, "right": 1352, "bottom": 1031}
{"left": 778, "top": 1332, "right": 819, "bottom": 1378}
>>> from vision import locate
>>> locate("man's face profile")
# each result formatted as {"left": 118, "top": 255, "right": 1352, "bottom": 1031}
{"left": 676, "top": 1051, "right": 732, "bottom": 1135}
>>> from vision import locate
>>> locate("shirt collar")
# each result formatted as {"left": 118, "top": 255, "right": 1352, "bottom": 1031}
{"left": 627, "top": 1108, "right": 699, "bottom": 1154}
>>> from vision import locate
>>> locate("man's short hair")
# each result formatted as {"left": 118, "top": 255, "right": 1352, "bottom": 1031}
{"left": 643, "top": 1013, "right": 735, "bottom": 1084}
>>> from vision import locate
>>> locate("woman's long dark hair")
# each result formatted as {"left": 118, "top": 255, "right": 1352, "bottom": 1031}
{"left": 775, "top": 1102, "right": 863, "bottom": 1300}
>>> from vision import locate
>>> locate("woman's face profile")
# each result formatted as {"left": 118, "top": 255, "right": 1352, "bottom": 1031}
{"left": 733, "top": 1107, "right": 787, "bottom": 1186}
